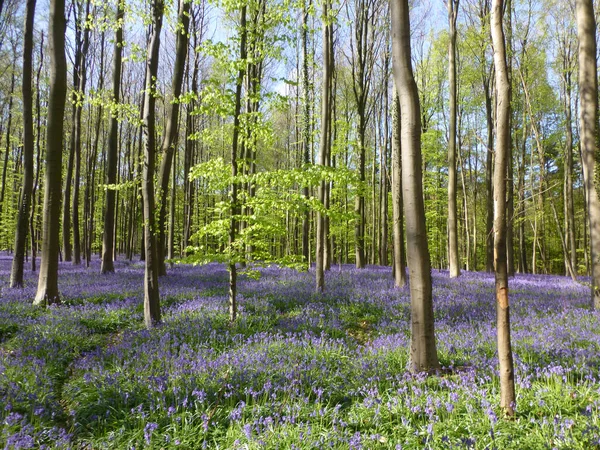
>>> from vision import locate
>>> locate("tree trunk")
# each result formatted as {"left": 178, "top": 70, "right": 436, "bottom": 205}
{"left": 229, "top": 3, "right": 247, "bottom": 321}
{"left": 517, "top": 108, "right": 528, "bottom": 273}
{"left": 301, "top": 0, "right": 311, "bottom": 266}
{"left": 85, "top": 31, "right": 105, "bottom": 267}
{"left": 71, "top": 0, "right": 91, "bottom": 266}
{"left": 379, "top": 58, "right": 389, "bottom": 267}
{"left": 316, "top": 0, "right": 332, "bottom": 292}
{"left": 31, "top": 32, "right": 45, "bottom": 273}
{"left": 484, "top": 78, "right": 494, "bottom": 273}
{"left": 0, "top": 57, "right": 16, "bottom": 224}
{"left": 447, "top": 0, "right": 460, "bottom": 278}
{"left": 62, "top": 2, "right": 84, "bottom": 263}
{"left": 141, "top": 0, "right": 164, "bottom": 327}
{"left": 34, "top": 0, "right": 67, "bottom": 306}
{"left": 562, "top": 40, "right": 577, "bottom": 277}
{"left": 391, "top": 85, "right": 406, "bottom": 287}
{"left": 505, "top": 0, "right": 514, "bottom": 276}
{"left": 391, "top": 0, "right": 439, "bottom": 372}
{"left": 491, "top": 0, "right": 516, "bottom": 416}
{"left": 100, "top": 3, "right": 124, "bottom": 273}
{"left": 157, "top": 0, "right": 190, "bottom": 275}
{"left": 10, "top": 0, "right": 36, "bottom": 288}
{"left": 575, "top": 0, "right": 600, "bottom": 310}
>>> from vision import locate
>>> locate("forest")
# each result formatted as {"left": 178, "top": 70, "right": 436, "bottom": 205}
{"left": 1, "top": 0, "right": 600, "bottom": 447}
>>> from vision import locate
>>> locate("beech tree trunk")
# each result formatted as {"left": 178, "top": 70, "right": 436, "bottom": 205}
{"left": 301, "top": 0, "right": 311, "bottom": 266}
{"left": 10, "top": 0, "right": 36, "bottom": 288}
{"left": 575, "top": 0, "right": 600, "bottom": 310}
{"left": 391, "top": 85, "right": 406, "bottom": 287}
{"left": 447, "top": 0, "right": 460, "bottom": 278}
{"left": 229, "top": 3, "right": 247, "bottom": 321}
{"left": 484, "top": 78, "right": 494, "bottom": 273}
{"left": 157, "top": 0, "right": 190, "bottom": 275}
{"left": 391, "top": 0, "right": 439, "bottom": 372}
{"left": 31, "top": 32, "right": 44, "bottom": 273}
{"left": 34, "top": 0, "right": 67, "bottom": 306}
{"left": 62, "top": 1, "right": 84, "bottom": 263}
{"left": 141, "top": 0, "right": 164, "bottom": 327}
{"left": 71, "top": 0, "right": 90, "bottom": 266}
{"left": 101, "top": 2, "right": 124, "bottom": 274}
{"left": 0, "top": 56, "right": 16, "bottom": 223}
{"left": 491, "top": 0, "right": 516, "bottom": 416}
{"left": 350, "top": 0, "right": 376, "bottom": 269}
{"left": 505, "top": 0, "right": 515, "bottom": 276}
{"left": 316, "top": 0, "right": 333, "bottom": 292}
{"left": 563, "top": 58, "right": 577, "bottom": 276}
{"left": 379, "top": 56, "right": 390, "bottom": 267}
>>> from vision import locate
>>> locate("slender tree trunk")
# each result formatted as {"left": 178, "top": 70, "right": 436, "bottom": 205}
{"left": 62, "top": 2, "right": 83, "bottom": 263}
{"left": 157, "top": 0, "right": 190, "bottom": 275}
{"left": 31, "top": 32, "right": 44, "bottom": 273}
{"left": 518, "top": 108, "right": 528, "bottom": 273}
{"left": 86, "top": 32, "right": 105, "bottom": 267}
{"left": 350, "top": 0, "right": 374, "bottom": 269}
{"left": 229, "top": 3, "right": 247, "bottom": 321}
{"left": 0, "top": 57, "right": 16, "bottom": 222}
{"left": 101, "top": 3, "right": 124, "bottom": 273}
{"left": 168, "top": 139, "right": 176, "bottom": 259}
{"left": 141, "top": 0, "right": 164, "bottom": 327}
{"left": 575, "top": 0, "right": 600, "bottom": 310}
{"left": 484, "top": 78, "right": 494, "bottom": 273}
{"left": 447, "top": 0, "right": 460, "bottom": 278}
{"left": 316, "top": 0, "right": 332, "bottom": 292}
{"left": 391, "top": 0, "right": 439, "bottom": 372}
{"left": 491, "top": 0, "right": 516, "bottom": 416}
{"left": 505, "top": 0, "right": 514, "bottom": 276}
{"left": 562, "top": 46, "right": 577, "bottom": 276}
{"left": 34, "top": 0, "right": 67, "bottom": 306}
{"left": 301, "top": 0, "right": 311, "bottom": 266}
{"left": 379, "top": 57, "right": 389, "bottom": 267}
{"left": 391, "top": 85, "right": 406, "bottom": 287}
{"left": 10, "top": 0, "right": 37, "bottom": 287}
{"left": 71, "top": 0, "right": 91, "bottom": 266}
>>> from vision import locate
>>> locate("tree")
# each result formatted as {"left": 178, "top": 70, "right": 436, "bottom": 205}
{"left": 228, "top": 1, "right": 248, "bottom": 321}
{"left": 301, "top": 0, "right": 311, "bottom": 266}
{"left": 391, "top": 84, "right": 406, "bottom": 287}
{"left": 157, "top": 0, "right": 191, "bottom": 276}
{"left": 141, "top": 0, "right": 164, "bottom": 327}
{"left": 575, "top": 0, "right": 600, "bottom": 309}
{"left": 390, "top": 0, "right": 439, "bottom": 372}
{"left": 10, "top": 0, "right": 36, "bottom": 288}
{"left": 447, "top": 0, "right": 460, "bottom": 278}
{"left": 491, "top": 0, "right": 516, "bottom": 416}
{"left": 101, "top": 1, "right": 125, "bottom": 274}
{"left": 348, "top": 0, "right": 380, "bottom": 268}
{"left": 316, "top": 0, "right": 333, "bottom": 292}
{"left": 70, "top": 0, "right": 91, "bottom": 265}
{"left": 34, "top": 0, "right": 67, "bottom": 306}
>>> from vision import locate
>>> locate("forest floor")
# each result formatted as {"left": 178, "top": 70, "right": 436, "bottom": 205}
{"left": 1, "top": 256, "right": 599, "bottom": 449}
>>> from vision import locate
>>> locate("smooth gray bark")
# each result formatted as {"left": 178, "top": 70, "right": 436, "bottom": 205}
{"left": 491, "top": 0, "right": 516, "bottom": 416}
{"left": 391, "top": 0, "right": 439, "bottom": 372}
{"left": 447, "top": 0, "right": 460, "bottom": 278}
{"left": 101, "top": 2, "right": 124, "bottom": 274}
{"left": 157, "top": 0, "right": 190, "bottom": 275}
{"left": 141, "top": 0, "right": 164, "bottom": 327}
{"left": 316, "top": 0, "right": 333, "bottom": 292}
{"left": 10, "top": 0, "right": 36, "bottom": 288}
{"left": 34, "top": 0, "right": 67, "bottom": 306}
{"left": 575, "top": 0, "right": 600, "bottom": 310}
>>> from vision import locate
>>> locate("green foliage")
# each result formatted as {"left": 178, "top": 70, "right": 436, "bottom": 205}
{"left": 185, "top": 157, "right": 358, "bottom": 271}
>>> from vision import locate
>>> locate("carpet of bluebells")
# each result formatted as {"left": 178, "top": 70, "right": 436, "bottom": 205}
{"left": 1, "top": 255, "right": 600, "bottom": 449}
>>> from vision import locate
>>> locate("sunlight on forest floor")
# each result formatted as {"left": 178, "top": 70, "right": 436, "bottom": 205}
{"left": 1, "top": 256, "right": 599, "bottom": 449}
